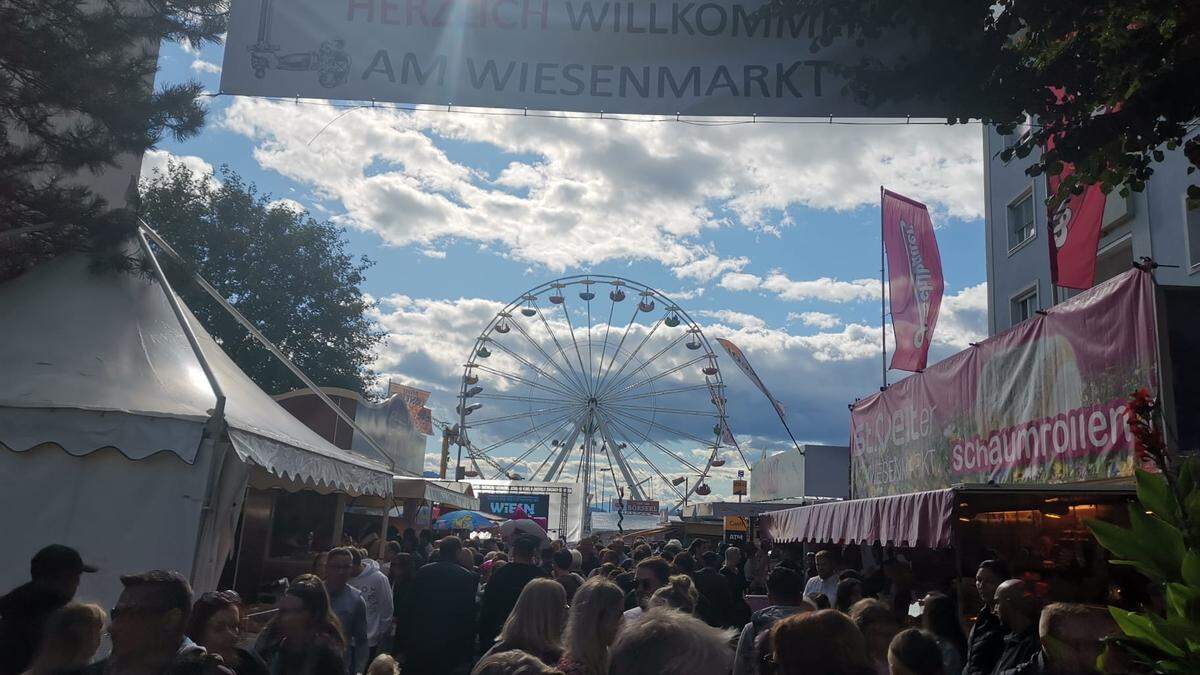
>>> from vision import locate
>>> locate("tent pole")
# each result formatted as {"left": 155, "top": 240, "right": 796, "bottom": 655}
{"left": 138, "top": 220, "right": 402, "bottom": 472}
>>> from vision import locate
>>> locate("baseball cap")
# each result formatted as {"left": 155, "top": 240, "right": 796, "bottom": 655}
{"left": 31, "top": 545, "right": 98, "bottom": 577}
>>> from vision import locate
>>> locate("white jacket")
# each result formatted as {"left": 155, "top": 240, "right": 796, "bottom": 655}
{"left": 348, "top": 558, "right": 395, "bottom": 647}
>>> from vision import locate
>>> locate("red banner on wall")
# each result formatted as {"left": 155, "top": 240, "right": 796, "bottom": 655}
{"left": 882, "top": 190, "right": 944, "bottom": 372}
{"left": 1046, "top": 135, "right": 1107, "bottom": 290}
{"left": 849, "top": 268, "right": 1158, "bottom": 498}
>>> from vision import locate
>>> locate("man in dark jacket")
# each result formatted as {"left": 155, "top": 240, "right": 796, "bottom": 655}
{"left": 694, "top": 551, "right": 737, "bottom": 628}
{"left": 964, "top": 560, "right": 1009, "bottom": 675}
{"left": 990, "top": 579, "right": 1040, "bottom": 675}
{"left": 732, "top": 567, "right": 810, "bottom": 675}
{"left": 477, "top": 533, "right": 546, "bottom": 650}
{"left": 0, "top": 545, "right": 96, "bottom": 675}
{"left": 401, "top": 536, "right": 479, "bottom": 675}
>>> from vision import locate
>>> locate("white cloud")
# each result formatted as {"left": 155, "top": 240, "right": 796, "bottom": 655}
{"left": 934, "top": 283, "right": 989, "bottom": 349}
{"left": 718, "top": 272, "right": 762, "bottom": 292}
{"left": 140, "top": 149, "right": 214, "bottom": 183}
{"left": 697, "top": 309, "right": 766, "bottom": 331}
{"left": 268, "top": 198, "right": 306, "bottom": 214}
{"left": 420, "top": 249, "right": 448, "bottom": 259}
{"left": 760, "top": 272, "right": 879, "bottom": 303}
{"left": 789, "top": 311, "right": 842, "bottom": 329}
{"left": 221, "top": 99, "right": 983, "bottom": 276}
{"left": 190, "top": 59, "right": 221, "bottom": 74}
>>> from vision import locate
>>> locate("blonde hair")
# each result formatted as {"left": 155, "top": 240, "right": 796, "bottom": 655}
{"left": 497, "top": 578, "right": 567, "bottom": 656}
{"left": 649, "top": 575, "right": 699, "bottom": 614}
{"left": 36, "top": 603, "right": 106, "bottom": 669}
{"left": 367, "top": 654, "right": 400, "bottom": 675}
{"left": 561, "top": 577, "right": 625, "bottom": 675}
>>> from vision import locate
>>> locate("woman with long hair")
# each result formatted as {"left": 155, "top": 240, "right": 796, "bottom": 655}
{"left": 649, "top": 575, "right": 699, "bottom": 615}
{"left": 187, "top": 590, "right": 268, "bottom": 675}
{"left": 484, "top": 578, "right": 568, "bottom": 666}
{"left": 556, "top": 577, "right": 624, "bottom": 675}
{"left": 772, "top": 610, "right": 875, "bottom": 675}
{"left": 20, "top": 603, "right": 105, "bottom": 675}
{"left": 254, "top": 575, "right": 346, "bottom": 675}
{"left": 919, "top": 593, "right": 966, "bottom": 675}
{"left": 389, "top": 551, "right": 417, "bottom": 657}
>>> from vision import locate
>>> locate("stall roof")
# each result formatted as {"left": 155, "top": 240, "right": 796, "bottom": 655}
{"left": 0, "top": 254, "right": 393, "bottom": 496}
{"left": 394, "top": 476, "right": 479, "bottom": 510}
{"left": 759, "top": 481, "right": 1135, "bottom": 549}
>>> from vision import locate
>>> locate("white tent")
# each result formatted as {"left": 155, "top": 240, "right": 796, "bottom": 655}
{"left": 0, "top": 252, "right": 393, "bottom": 611}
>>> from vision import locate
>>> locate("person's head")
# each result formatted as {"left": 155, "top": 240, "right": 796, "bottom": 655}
{"left": 850, "top": 599, "right": 900, "bottom": 665}
{"left": 632, "top": 544, "right": 653, "bottom": 562}
{"left": 109, "top": 570, "right": 193, "bottom": 661}
{"left": 671, "top": 552, "right": 696, "bottom": 575}
{"left": 578, "top": 537, "right": 595, "bottom": 555}
{"left": 976, "top": 560, "right": 1008, "bottom": 609}
{"left": 30, "top": 544, "right": 96, "bottom": 601}
{"left": 439, "top": 535, "right": 464, "bottom": 562}
{"left": 725, "top": 546, "right": 742, "bottom": 567}
{"left": 772, "top": 609, "right": 872, "bottom": 675}
{"left": 815, "top": 550, "right": 835, "bottom": 578}
{"left": 995, "top": 579, "right": 1035, "bottom": 633}
{"left": 635, "top": 556, "right": 672, "bottom": 607}
{"left": 835, "top": 579, "right": 864, "bottom": 613}
{"left": 350, "top": 547, "right": 367, "bottom": 575}
{"left": 367, "top": 653, "right": 401, "bottom": 675}
{"left": 807, "top": 593, "right": 831, "bottom": 610}
{"left": 499, "top": 578, "right": 568, "bottom": 655}
{"left": 607, "top": 607, "right": 735, "bottom": 675}
{"left": 324, "top": 547, "right": 355, "bottom": 589}
{"left": 459, "top": 547, "right": 476, "bottom": 570}
{"left": 562, "top": 577, "right": 625, "bottom": 675}
{"left": 277, "top": 575, "right": 344, "bottom": 646}
{"left": 186, "top": 590, "right": 243, "bottom": 661}
{"left": 920, "top": 593, "right": 965, "bottom": 656}
{"left": 610, "top": 537, "right": 625, "bottom": 553}
{"left": 553, "top": 549, "right": 575, "bottom": 574}
{"left": 570, "top": 549, "right": 583, "bottom": 571}
{"left": 766, "top": 566, "right": 804, "bottom": 606}
{"left": 512, "top": 533, "right": 540, "bottom": 562}
{"left": 700, "top": 551, "right": 721, "bottom": 570}
{"left": 384, "top": 540, "right": 402, "bottom": 562}
{"left": 649, "top": 575, "right": 699, "bottom": 614}
{"left": 600, "top": 548, "right": 620, "bottom": 566}
{"left": 1038, "top": 603, "right": 1117, "bottom": 674}
{"left": 471, "top": 650, "right": 563, "bottom": 675}
{"left": 392, "top": 552, "right": 416, "bottom": 581}
{"left": 310, "top": 551, "right": 328, "bottom": 578}
{"left": 29, "top": 602, "right": 105, "bottom": 671}
{"left": 662, "top": 540, "right": 682, "bottom": 560}
{"left": 887, "top": 629, "right": 945, "bottom": 675}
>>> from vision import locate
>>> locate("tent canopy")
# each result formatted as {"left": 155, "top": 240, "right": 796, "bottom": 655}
{"left": 0, "top": 253, "right": 393, "bottom": 496}
{"left": 394, "top": 475, "right": 480, "bottom": 510}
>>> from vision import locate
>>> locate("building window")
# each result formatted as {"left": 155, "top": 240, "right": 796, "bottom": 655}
{"left": 1187, "top": 196, "right": 1200, "bottom": 273}
{"left": 1011, "top": 286, "right": 1039, "bottom": 324}
{"left": 1007, "top": 191, "right": 1036, "bottom": 251}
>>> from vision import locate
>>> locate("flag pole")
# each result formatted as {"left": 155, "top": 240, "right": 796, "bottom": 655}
{"left": 881, "top": 186, "right": 888, "bottom": 390}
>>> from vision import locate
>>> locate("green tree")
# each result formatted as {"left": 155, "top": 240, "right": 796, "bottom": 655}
{"left": 138, "top": 161, "right": 384, "bottom": 395}
{"left": 0, "top": 0, "right": 227, "bottom": 281}
{"left": 765, "top": 0, "right": 1200, "bottom": 205}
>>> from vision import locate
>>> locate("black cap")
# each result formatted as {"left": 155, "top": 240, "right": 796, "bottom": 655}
{"left": 31, "top": 545, "right": 98, "bottom": 578}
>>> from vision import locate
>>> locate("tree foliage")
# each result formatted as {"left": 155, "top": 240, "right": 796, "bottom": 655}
{"left": 138, "top": 161, "right": 384, "bottom": 395}
{"left": 0, "top": 0, "right": 227, "bottom": 281}
{"left": 767, "top": 0, "right": 1200, "bottom": 205}
{"left": 1086, "top": 390, "right": 1200, "bottom": 673}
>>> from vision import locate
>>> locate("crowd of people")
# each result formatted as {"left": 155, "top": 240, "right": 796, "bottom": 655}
{"left": 0, "top": 535, "right": 1139, "bottom": 675}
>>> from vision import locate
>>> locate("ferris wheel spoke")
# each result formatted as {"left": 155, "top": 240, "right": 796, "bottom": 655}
{"left": 487, "top": 339, "right": 586, "bottom": 399}
{"left": 471, "top": 392, "right": 569, "bottom": 405}
{"left": 594, "top": 312, "right": 665, "bottom": 397}
{"left": 472, "top": 363, "right": 579, "bottom": 399}
{"left": 534, "top": 303, "right": 592, "bottom": 396}
{"left": 594, "top": 414, "right": 647, "bottom": 500}
{"left": 605, "top": 354, "right": 710, "bottom": 401}
{"left": 586, "top": 292, "right": 595, "bottom": 387}
{"left": 474, "top": 406, "right": 581, "bottom": 454}
{"left": 497, "top": 413, "right": 581, "bottom": 477}
{"left": 609, "top": 409, "right": 717, "bottom": 455}
{"left": 599, "top": 416, "right": 685, "bottom": 501}
{"left": 604, "top": 402, "right": 723, "bottom": 418}
{"left": 596, "top": 330, "right": 691, "bottom": 399}
{"left": 594, "top": 293, "right": 618, "bottom": 393}
{"left": 539, "top": 413, "right": 587, "bottom": 482}
{"left": 604, "top": 383, "right": 714, "bottom": 403}
{"left": 466, "top": 403, "right": 580, "bottom": 428}
{"left": 506, "top": 309, "right": 590, "bottom": 395}
{"left": 558, "top": 299, "right": 594, "bottom": 395}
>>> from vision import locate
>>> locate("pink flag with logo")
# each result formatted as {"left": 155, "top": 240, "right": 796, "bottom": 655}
{"left": 882, "top": 189, "right": 944, "bottom": 372}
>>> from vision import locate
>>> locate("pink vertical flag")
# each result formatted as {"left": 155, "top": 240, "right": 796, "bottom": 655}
{"left": 882, "top": 189, "right": 944, "bottom": 372}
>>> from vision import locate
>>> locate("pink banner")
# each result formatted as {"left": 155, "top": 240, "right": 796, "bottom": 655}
{"left": 1046, "top": 136, "right": 1107, "bottom": 290}
{"left": 849, "top": 268, "right": 1158, "bottom": 498}
{"left": 883, "top": 190, "right": 944, "bottom": 372}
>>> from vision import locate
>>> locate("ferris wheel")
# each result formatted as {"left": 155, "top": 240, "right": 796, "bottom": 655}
{"left": 455, "top": 275, "right": 738, "bottom": 513}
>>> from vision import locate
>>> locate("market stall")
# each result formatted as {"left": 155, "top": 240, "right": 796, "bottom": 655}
{"left": 0, "top": 251, "right": 393, "bottom": 612}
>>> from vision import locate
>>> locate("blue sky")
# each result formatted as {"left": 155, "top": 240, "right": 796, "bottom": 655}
{"left": 149, "top": 39, "right": 991, "bottom": 504}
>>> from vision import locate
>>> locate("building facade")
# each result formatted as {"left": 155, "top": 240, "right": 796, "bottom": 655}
{"left": 983, "top": 125, "right": 1200, "bottom": 335}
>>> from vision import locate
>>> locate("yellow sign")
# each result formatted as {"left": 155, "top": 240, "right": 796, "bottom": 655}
{"left": 732, "top": 479, "right": 748, "bottom": 495}
{"left": 723, "top": 516, "right": 749, "bottom": 532}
